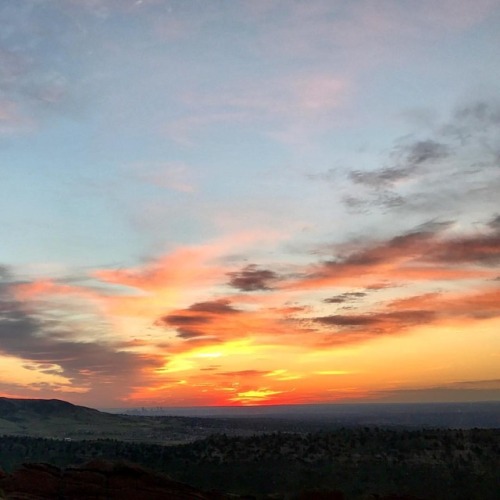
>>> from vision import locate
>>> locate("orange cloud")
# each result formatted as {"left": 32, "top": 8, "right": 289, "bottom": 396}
{"left": 5, "top": 220, "right": 499, "bottom": 407}
{"left": 387, "top": 287, "right": 500, "bottom": 322}
{"left": 287, "top": 222, "right": 500, "bottom": 291}
{"left": 13, "top": 279, "right": 93, "bottom": 301}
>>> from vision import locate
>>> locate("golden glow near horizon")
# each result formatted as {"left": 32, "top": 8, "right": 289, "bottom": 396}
{"left": 1, "top": 1, "right": 499, "bottom": 408}
{"left": 2, "top": 223, "right": 500, "bottom": 407}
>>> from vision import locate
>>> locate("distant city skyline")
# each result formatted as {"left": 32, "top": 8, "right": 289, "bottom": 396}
{"left": 1, "top": 0, "right": 499, "bottom": 407}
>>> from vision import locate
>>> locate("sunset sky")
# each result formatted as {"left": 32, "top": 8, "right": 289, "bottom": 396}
{"left": 1, "top": 0, "right": 499, "bottom": 408}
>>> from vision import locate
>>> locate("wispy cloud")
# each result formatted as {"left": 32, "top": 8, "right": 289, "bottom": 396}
{"left": 245, "top": 0, "right": 500, "bottom": 61}
{"left": 289, "top": 218, "right": 500, "bottom": 291}
{"left": 165, "top": 73, "right": 347, "bottom": 145}
{"left": 339, "top": 100, "right": 500, "bottom": 213}
{"left": 0, "top": 270, "right": 161, "bottom": 401}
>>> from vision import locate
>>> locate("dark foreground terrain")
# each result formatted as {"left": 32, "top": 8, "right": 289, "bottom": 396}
{"left": 0, "top": 398, "right": 499, "bottom": 499}
{"left": 0, "top": 460, "right": 223, "bottom": 500}
{"left": 1, "top": 427, "right": 499, "bottom": 499}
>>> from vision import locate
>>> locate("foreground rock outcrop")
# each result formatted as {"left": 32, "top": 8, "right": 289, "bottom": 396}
{"left": 0, "top": 459, "right": 227, "bottom": 499}
{"left": 0, "top": 459, "right": 430, "bottom": 499}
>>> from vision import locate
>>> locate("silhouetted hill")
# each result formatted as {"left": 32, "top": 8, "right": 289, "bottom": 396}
{"left": 0, "top": 397, "right": 135, "bottom": 440}
{"left": 0, "top": 397, "right": 101, "bottom": 419}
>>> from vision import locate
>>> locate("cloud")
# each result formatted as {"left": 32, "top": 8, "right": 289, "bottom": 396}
{"left": 165, "top": 73, "right": 347, "bottom": 144}
{"left": 290, "top": 219, "right": 499, "bottom": 291}
{"left": 309, "top": 286, "right": 500, "bottom": 346}
{"left": 154, "top": 296, "right": 280, "bottom": 343}
{"left": 172, "top": 328, "right": 210, "bottom": 340}
{"left": 188, "top": 299, "right": 242, "bottom": 315}
{"left": 443, "top": 101, "right": 500, "bottom": 142}
{"left": 315, "top": 309, "right": 436, "bottom": 332}
{"left": 0, "top": 269, "right": 160, "bottom": 399}
{"left": 323, "top": 292, "right": 367, "bottom": 304}
{"left": 387, "top": 288, "right": 500, "bottom": 322}
{"left": 158, "top": 314, "right": 213, "bottom": 327}
{"left": 489, "top": 214, "right": 500, "bottom": 231}
{"left": 349, "top": 140, "right": 449, "bottom": 189}
{"left": 94, "top": 234, "right": 271, "bottom": 296}
{"left": 340, "top": 100, "right": 500, "bottom": 212}
{"left": 227, "top": 264, "right": 279, "bottom": 291}
{"left": 155, "top": 299, "right": 243, "bottom": 339}
{"left": 422, "top": 234, "right": 500, "bottom": 266}
{"left": 7, "top": 214, "right": 498, "bottom": 402}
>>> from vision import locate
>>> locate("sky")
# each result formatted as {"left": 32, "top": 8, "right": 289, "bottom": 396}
{"left": 0, "top": 0, "right": 499, "bottom": 408}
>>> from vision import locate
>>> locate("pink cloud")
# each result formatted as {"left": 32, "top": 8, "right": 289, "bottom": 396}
{"left": 165, "top": 73, "right": 347, "bottom": 145}
{"left": 244, "top": 0, "right": 500, "bottom": 75}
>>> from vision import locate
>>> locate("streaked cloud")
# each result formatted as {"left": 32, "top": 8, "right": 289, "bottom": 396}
{"left": 340, "top": 100, "right": 500, "bottom": 213}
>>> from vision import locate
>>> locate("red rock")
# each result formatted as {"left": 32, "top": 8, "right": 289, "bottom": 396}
{"left": 0, "top": 460, "right": 223, "bottom": 499}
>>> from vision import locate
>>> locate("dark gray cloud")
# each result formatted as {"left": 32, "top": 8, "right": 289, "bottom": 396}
{"left": 175, "top": 328, "right": 213, "bottom": 340}
{"left": 443, "top": 101, "right": 500, "bottom": 143}
{"left": 321, "top": 221, "right": 448, "bottom": 270}
{"left": 488, "top": 214, "right": 500, "bottom": 231}
{"left": 324, "top": 292, "right": 367, "bottom": 304}
{"left": 227, "top": 264, "right": 279, "bottom": 291}
{"left": 404, "top": 139, "right": 449, "bottom": 165}
{"left": 157, "top": 314, "right": 212, "bottom": 326}
{"left": 307, "top": 218, "right": 499, "bottom": 289}
{"left": 315, "top": 310, "right": 436, "bottom": 331}
{"left": 341, "top": 100, "right": 500, "bottom": 212}
{"left": 423, "top": 233, "right": 500, "bottom": 266}
{"left": 155, "top": 299, "right": 241, "bottom": 340}
{"left": 189, "top": 299, "right": 241, "bottom": 314}
{"left": 342, "top": 190, "right": 405, "bottom": 212}
{"left": 168, "top": 325, "right": 223, "bottom": 342}
{"left": 0, "top": 266, "right": 10, "bottom": 280}
{"left": 0, "top": 271, "right": 158, "bottom": 385}
{"left": 349, "top": 166, "right": 411, "bottom": 188}
{"left": 349, "top": 140, "right": 448, "bottom": 189}
{"left": 365, "top": 282, "right": 397, "bottom": 290}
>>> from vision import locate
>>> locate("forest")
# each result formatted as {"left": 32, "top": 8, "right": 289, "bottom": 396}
{"left": 1, "top": 427, "right": 499, "bottom": 499}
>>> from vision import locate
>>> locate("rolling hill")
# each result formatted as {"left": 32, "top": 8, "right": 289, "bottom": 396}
{"left": 0, "top": 397, "right": 135, "bottom": 440}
